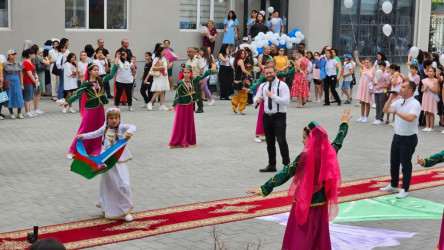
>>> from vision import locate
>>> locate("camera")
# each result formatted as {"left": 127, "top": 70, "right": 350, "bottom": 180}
{"left": 26, "top": 226, "right": 38, "bottom": 244}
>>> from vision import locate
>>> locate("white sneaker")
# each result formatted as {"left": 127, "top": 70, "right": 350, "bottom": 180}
{"left": 441, "top": 130, "right": 444, "bottom": 134}
{"left": 69, "top": 108, "right": 76, "bottom": 113}
{"left": 18, "top": 113, "right": 24, "bottom": 119}
{"left": 380, "top": 184, "right": 398, "bottom": 192}
{"left": 356, "top": 116, "right": 363, "bottom": 122}
{"left": 31, "top": 111, "right": 39, "bottom": 116}
{"left": 208, "top": 99, "right": 216, "bottom": 106}
{"left": 10, "top": 114, "right": 16, "bottom": 119}
{"left": 132, "top": 97, "right": 137, "bottom": 102}
{"left": 25, "top": 112, "right": 34, "bottom": 118}
{"left": 147, "top": 102, "right": 153, "bottom": 111}
{"left": 396, "top": 189, "right": 408, "bottom": 199}
{"left": 371, "top": 103, "right": 376, "bottom": 109}
{"left": 128, "top": 107, "right": 134, "bottom": 112}
{"left": 159, "top": 105, "right": 168, "bottom": 111}
{"left": 0, "top": 116, "right": 4, "bottom": 120}
{"left": 355, "top": 102, "right": 361, "bottom": 107}
{"left": 372, "top": 120, "right": 382, "bottom": 125}
{"left": 429, "top": 128, "right": 434, "bottom": 132}
{"left": 124, "top": 214, "right": 133, "bottom": 222}
{"left": 254, "top": 137, "right": 262, "bottom": 143}
{"left": 62, "top": 108, "right": 67, "bottom": 114}
{"left": 141, "top": 103, "right": 147, "bottom": 108}
{"left": 259, "top": 136, "right": 266, "bottom": 141}
{"left": 56, "top": 98, "right": 65, "bottom": 103}
{"left": 422, "top": 127, "right": 428, "bottom": 132}
{"left": 34, "top": 109, "right": 45, "bottom": 115}
{"left": 361, "top": 117, "right": 368, "bottom": 123}
{"left": 389, "top": 122, "right": 395, "bottom": 127}
{"left": 66, "top": 154, "right": 73, "bottom": 160}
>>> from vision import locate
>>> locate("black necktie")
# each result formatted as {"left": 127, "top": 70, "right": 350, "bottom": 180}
{"left": 268, "top": 82, "right": 273, "bottom": 111}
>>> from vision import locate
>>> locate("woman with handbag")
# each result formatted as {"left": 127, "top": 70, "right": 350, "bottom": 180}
{"left": 60, "top": 54, "right": 120, "bottom": 159}
{"left": 231, "top": 49, "right": 251, "bottom": 115}
{"left": 49, "top": 40, "right": 59, "bottom": 101}
{"left": 218, "top": 44, "right": 234, "bottom": 100}
{"left": 4, "top": 49, "right": 24, "bottom": 119}
{"left": 147, "top": 47, "right": 170, "bottom": 111}
{"left": 31, "top": 44, "right": 50, "bottom": 116}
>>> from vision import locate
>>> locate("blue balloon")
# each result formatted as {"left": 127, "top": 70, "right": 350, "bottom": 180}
{"left": 278, "top": 43, "right": 286, "bottom": 49}
{"left": 289, "top": 32, "right": 295, "bottom": 38}
{"left": 292, "top": 28, "right": 299, "bottom": 33}
{"left": 257, "top": 48, "right": 263, "bottom": 55}
{"left": 268, "top": 41, "right": 272, "bottom": 46}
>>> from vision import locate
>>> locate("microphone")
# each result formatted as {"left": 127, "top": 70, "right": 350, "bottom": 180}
{"left": 383, "top": 90, "right": 399, "bottom": 94}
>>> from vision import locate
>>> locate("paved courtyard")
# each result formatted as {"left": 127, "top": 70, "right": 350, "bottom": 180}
{"left": 1, "top": 89, "right": 443, "bottom": 249}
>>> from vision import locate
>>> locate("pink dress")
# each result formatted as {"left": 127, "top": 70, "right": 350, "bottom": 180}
{"left": 291, "top": 58, "right": 310, "bottom": 98}
{"left": 355, "top": 68, "right": 373, "bottom": 104}
{"left": 421, "top": 78, "right": 438, "bottom": 114}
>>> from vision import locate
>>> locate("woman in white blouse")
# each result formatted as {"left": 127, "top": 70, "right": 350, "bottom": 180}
{"left": 115, "top": 51, "right": 135, "bottom": 111}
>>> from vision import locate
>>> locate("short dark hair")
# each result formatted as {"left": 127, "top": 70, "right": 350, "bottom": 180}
{"left": 407, "top": 81, "right": 416, "bottom": 93}
{"left": 299, "top": 43, "right": 306, "bottom": 47}
{"left": 60, "top": 38, "right": 69, "bottom": 44}
{"left": 389, "top": 64, "right": 400, "bottom": 72}
{"left": 30, "top": 239, "right": 66, "bottom": 250}
{"left": 145, "top": 52, "right": 152, "bottom": 57}
{"left": 423, "top": 60, "right": 433, "bottom": 68}
{"left": 378, "top": 61, "right": 386, "bottom": 67}
{"left": 409, "top": 64, "right": 418, "bottom": 71}
{"left": 164, "top": 40, "right": 170, "bottom": 44}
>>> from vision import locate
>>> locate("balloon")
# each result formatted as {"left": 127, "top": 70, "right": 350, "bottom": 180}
{"left": 218, "top": 0, "right": 223, "bottom": 3}
{"left": 253, "top": 58, "right": 258, "bottom": 65}
{"left": 440, "top": 54, "right": 444, "bottom": 66}
{"left": 251, "top": 45, "right": 257, "bottom": 51}
{"left": 344, "top": 0, "right": 353, "bottom": 9}
{"left": 289, "top": 31, "right": 295, "bottom": 38}
{"left": 375, "top": 69, "right": 383, "bottom": 81}
{"left": 273, "top": 33, "right": 280, "bottom": 39}
{"left": 257, "top": 48, "right": 263, "bottom": 55}
{"left": 292, "top": 28, "right": 299, "bottom": 33}
{"left": 382, "top": 24, "right": 392, "bottom": 37}
{"left": 382, "top": 1, "right": 393, "bottom": 14}
{"left": 273, "top": 39, "right": 279, "bottom": 46}
{"left": 271, "top": 18, "right": 279, "bottom": 26}
{"left": 409, "top": 46, "right": 419, "bottom": 58}
{"left": 268, "top": 41, "right": 273, "bottom": 46}
{"left": 286, "top": 43, "right": 293, "bottom": 49}
{"left": 266, "top": 32, "right": 273, "bottom": 40}
{"left": 299, "top": 34, "right": 305, "bottom": 41}
{"left": 253, "top": 51, "right": 258, "bottom": 57}
{"left": 279, "top": 39, "right": 286, "bottom": 45}
{"left": 295, "top": 31, "right": 302, "bottom": 39}
{"left": 230, "top": 57, "right": 234, "bottom": 65}
{"left": 432, "top": 61, "right": 438, "bottom": 69}
{"left": 268, "top": 6, "right": 274, "bottom": 13}
{"left": 295, "top": 38, "right": 301, "bottom": 44}
{"left": 290, "top": 37, "right": 297, "bottom": 43}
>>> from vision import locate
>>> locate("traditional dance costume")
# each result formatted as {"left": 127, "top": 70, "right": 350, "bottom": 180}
{"left": 355, "top": 68, "right": 373, "bottom": 104}
{"left": 80, "top": 108, "right": 135, "bottom": 220}
{"left": 250, "top": 68, "right": 295, "bottom": 137}
{"left": 419, "top": 151, "right": 444, "bottom": 250}
{"left": 258, "top": 121, "right": 348, "bottom": 250}
{"left": 168, "top": 69, "right": 214, "bottom": 148}
{"left": 66, "top": 64, "right": 118, "bottom": 156}
{"left": 291, "top": 57, "right": 310, "bottom": 98}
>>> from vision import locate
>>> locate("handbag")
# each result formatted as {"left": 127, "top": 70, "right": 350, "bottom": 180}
{"left": 148, "top": 69, "right": 161, "bottom": 77}
{"left": 52, "top": 64, "right": 61, "bottom": 76}
{"left": 0, "top": 91, "right": 9, "bottom": 104}
{"left": 35, "top": 61, "right": 46, "bottom": 72}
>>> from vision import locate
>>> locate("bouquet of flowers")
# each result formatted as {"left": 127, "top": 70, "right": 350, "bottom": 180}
{"left": 244, "top": 63, "right": 253, "bottom": 72}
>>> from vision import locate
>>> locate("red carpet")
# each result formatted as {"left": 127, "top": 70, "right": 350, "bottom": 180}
{"left": 2, "top": 166, "right": 444, "bottom": 249}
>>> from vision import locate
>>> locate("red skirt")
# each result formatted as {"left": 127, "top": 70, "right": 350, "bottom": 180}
{"left": 168, "top": 103, "right": 196, "bottom": 148}
{"left": 255, "top": 101, "right": 265, "bottom": 136}
{"left": 438, "top": 210, "right": 444, "bottom": 250}
{"left": 282, "top": 203, "right": 331, "bottom": 250}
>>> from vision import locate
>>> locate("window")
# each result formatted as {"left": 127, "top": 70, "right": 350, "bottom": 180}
{"left": 333, "top": 0, "right": 415, "bottom": 62}
{"left": 0, "top": 0, "right": 9, "bottom": 28}
{"left": 180, "top": 0, "right": 230, "bottom": 30}
{"left": 65, "top": 0, "right": 128, "bottom": 30}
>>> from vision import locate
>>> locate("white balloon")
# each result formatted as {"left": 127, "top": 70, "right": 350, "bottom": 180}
{"left": 273, "top": 33, "right": 280, "bottom": 39}
{"left": 440, "top": 54, "right": 444, "bottom": 66}
{"left": 295, "top": 31, "right": 302, "bottom": 39}
{"left": 273, "top": 39, "right": 280, "bottom": 45}
{"left": 382, "top": 24, "right": 392, "bottom": 37}
{"left": 279, "top": 39, "right": 286, "bottom": 45}
{"left": 268, "top": 6, "right": 274, "bottom": 13}
{"left": 253, "top": 51, "right": 258, "bottom": 57}
{"left": 382, "top": 1, "right": 393, "bottom": 14}
{"left": 344, "top": 0, "right": 353, "bottom": 9}
{"left": 257, "top": 32, "right": 265, "bottom": 39}
{"left": 285, "top": 37, "right": 291, "bottom": 42}
{"left": 375, "top": 69, "right": 383, "bottom": 81}
{"left": 286, "top": 43, "right": 293, "bottom": 49}
{"left": 295, "top": 38, "right": 301, "bottom": 44}
{"left": 271, "top": 18, "right": 279, "bottom": 26}
{"left": 290, "top": 37, "right": 297, "bottom": 43}
{"left": 299, "top": 34, "right": 305, "bottom": 41}
{"left": 432, "top": 61, "right": 438, "bottom": 69}
{"left": 409, "top": 46, "right": 419, "bottom": 58}
{"left": 229, "top": 57, "right": 234, "bottom": 65}
{"left": 253, "top": 58, "right": 258, "bottom": 65}
{"left": 262, "top": 40, "right": 269, "bottom": 47}
{"left": 218, "top": 0, "right": 223, "bottom": 3}
{"left": 251, "top": 45, "right": 257, "bottom": 51}
{"left": 266, "top": 32, "right": 273, "bottom": 40}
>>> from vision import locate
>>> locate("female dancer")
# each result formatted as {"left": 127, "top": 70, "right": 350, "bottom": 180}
{"left": 77, "top": 108, "right": 135, "bottom": 222}
{"left": 354, "top": 51, "right": 373, "bottom": 122}
{"left": 60, "top": 54, "right": 120, "bottom": 159}
{"left": 168, "top": 64, "right": 217, "bottom": 148}
{"left": 232, "top": 49, "right": 251, "bottom": 115}
{"left": 421, "top": 67, "right": 440, "bottom": 132}
{"left": 291, "top": 50, "right": 310, "bottom": 108}
{"left": 246, "top": 108, "right": 351, "bottom": 250}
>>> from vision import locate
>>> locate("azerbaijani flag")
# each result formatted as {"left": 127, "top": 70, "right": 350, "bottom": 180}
{"left": 71, "top": 138, "right": 128, "bottom": 179}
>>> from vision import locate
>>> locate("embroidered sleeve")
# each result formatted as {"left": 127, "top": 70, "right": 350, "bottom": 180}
{"left": 331, "top": 122, "right": 349, "bottom": 153}
{"left": 423, "top": 151, "right": 444, "bottom": 168}
{"left": 259, "top": 154, "right": 301, "bottom": 197}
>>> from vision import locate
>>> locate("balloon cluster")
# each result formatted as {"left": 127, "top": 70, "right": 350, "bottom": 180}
{"left": 249, "top": 28, "right": 305, "bottom": 56}
{"left": 344, "top": 0, "right": 393, "bottom": 37}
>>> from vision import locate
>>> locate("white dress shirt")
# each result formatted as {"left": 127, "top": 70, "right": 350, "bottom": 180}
{"left": 255, "top": 77, "right": 290, "bottom": 114}
{"left": 391, "top": 96, "right": 421, "bottom": 135}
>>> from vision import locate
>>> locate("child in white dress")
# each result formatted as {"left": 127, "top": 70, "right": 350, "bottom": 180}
{"left": 77, "top": 108, "right": 135, "bottom": 222}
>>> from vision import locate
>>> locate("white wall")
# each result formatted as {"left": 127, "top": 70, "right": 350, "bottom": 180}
{"left": 415, "top": 0, "right": 431, "bottom": 50}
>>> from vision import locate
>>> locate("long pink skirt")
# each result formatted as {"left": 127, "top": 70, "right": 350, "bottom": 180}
{"left": 438, "top": 211, "right": 444, "bottom": 250}
{"left": 68, "top": 105, "right": 105, "bottom": 156}
{"left": 255, "top": 102, "right": 265, "bottom": 136}
{"left": 168, "top": 103, "right": 196, "bottom": 148}
{"left": 282, "top": 203, "right": 331, "bottom": 250}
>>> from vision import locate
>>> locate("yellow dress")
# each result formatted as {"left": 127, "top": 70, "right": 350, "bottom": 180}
{"left": 274, "top": 56, "right": 288, "bottom": 71}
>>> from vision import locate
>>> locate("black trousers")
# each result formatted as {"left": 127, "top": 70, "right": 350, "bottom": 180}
{"left": 115, "top": 81, "right": 133, "bottom": 106}
{"left": 390, "top": 134, "right": 418, "bottom": 191}
{"left": 262, "top": 113, "right": 290, "bottom": 166}
{"left": 324, "top": 75, "right": 341, "bottom": 105}
{"left": 140, "top": 82, "right": 154, "bottom": 104}
{"left": 193, "top": 82, "right": 203, "bottom": 109}
{"left": 100, "top": 74, "right": 112, "bottom": 96}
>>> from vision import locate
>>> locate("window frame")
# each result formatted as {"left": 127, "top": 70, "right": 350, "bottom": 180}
{"left": 65, "top": 0, "right": 129, "bottom": 31}
{"left": 0, "top": 0, "right": 10, "bottom": 30}
{"left": 180, "top": 0, "right": 234, "bottom": 32}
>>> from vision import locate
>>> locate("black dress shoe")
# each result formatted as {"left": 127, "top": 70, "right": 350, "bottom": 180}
{"left": 338, "top": 101, "right": 341, "bottom": 106}
{"left": 195, "top": 108, "right": 204, "bottom": 113}
{"left": 107, "top": 95, "right": 114, "bottom": 99}
{"left": 259, "top": 165, "right": 277, "bottom": 172}
{"left": 323, "top": 104, "right": 330, "bottom": 106}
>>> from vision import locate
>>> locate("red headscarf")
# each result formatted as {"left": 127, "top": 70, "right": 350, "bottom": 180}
{"left": 80, "top": 63, "right": 94, "bottom": 116}
{"left": 288, "top": 125, "right": 341, "bottom": 226}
